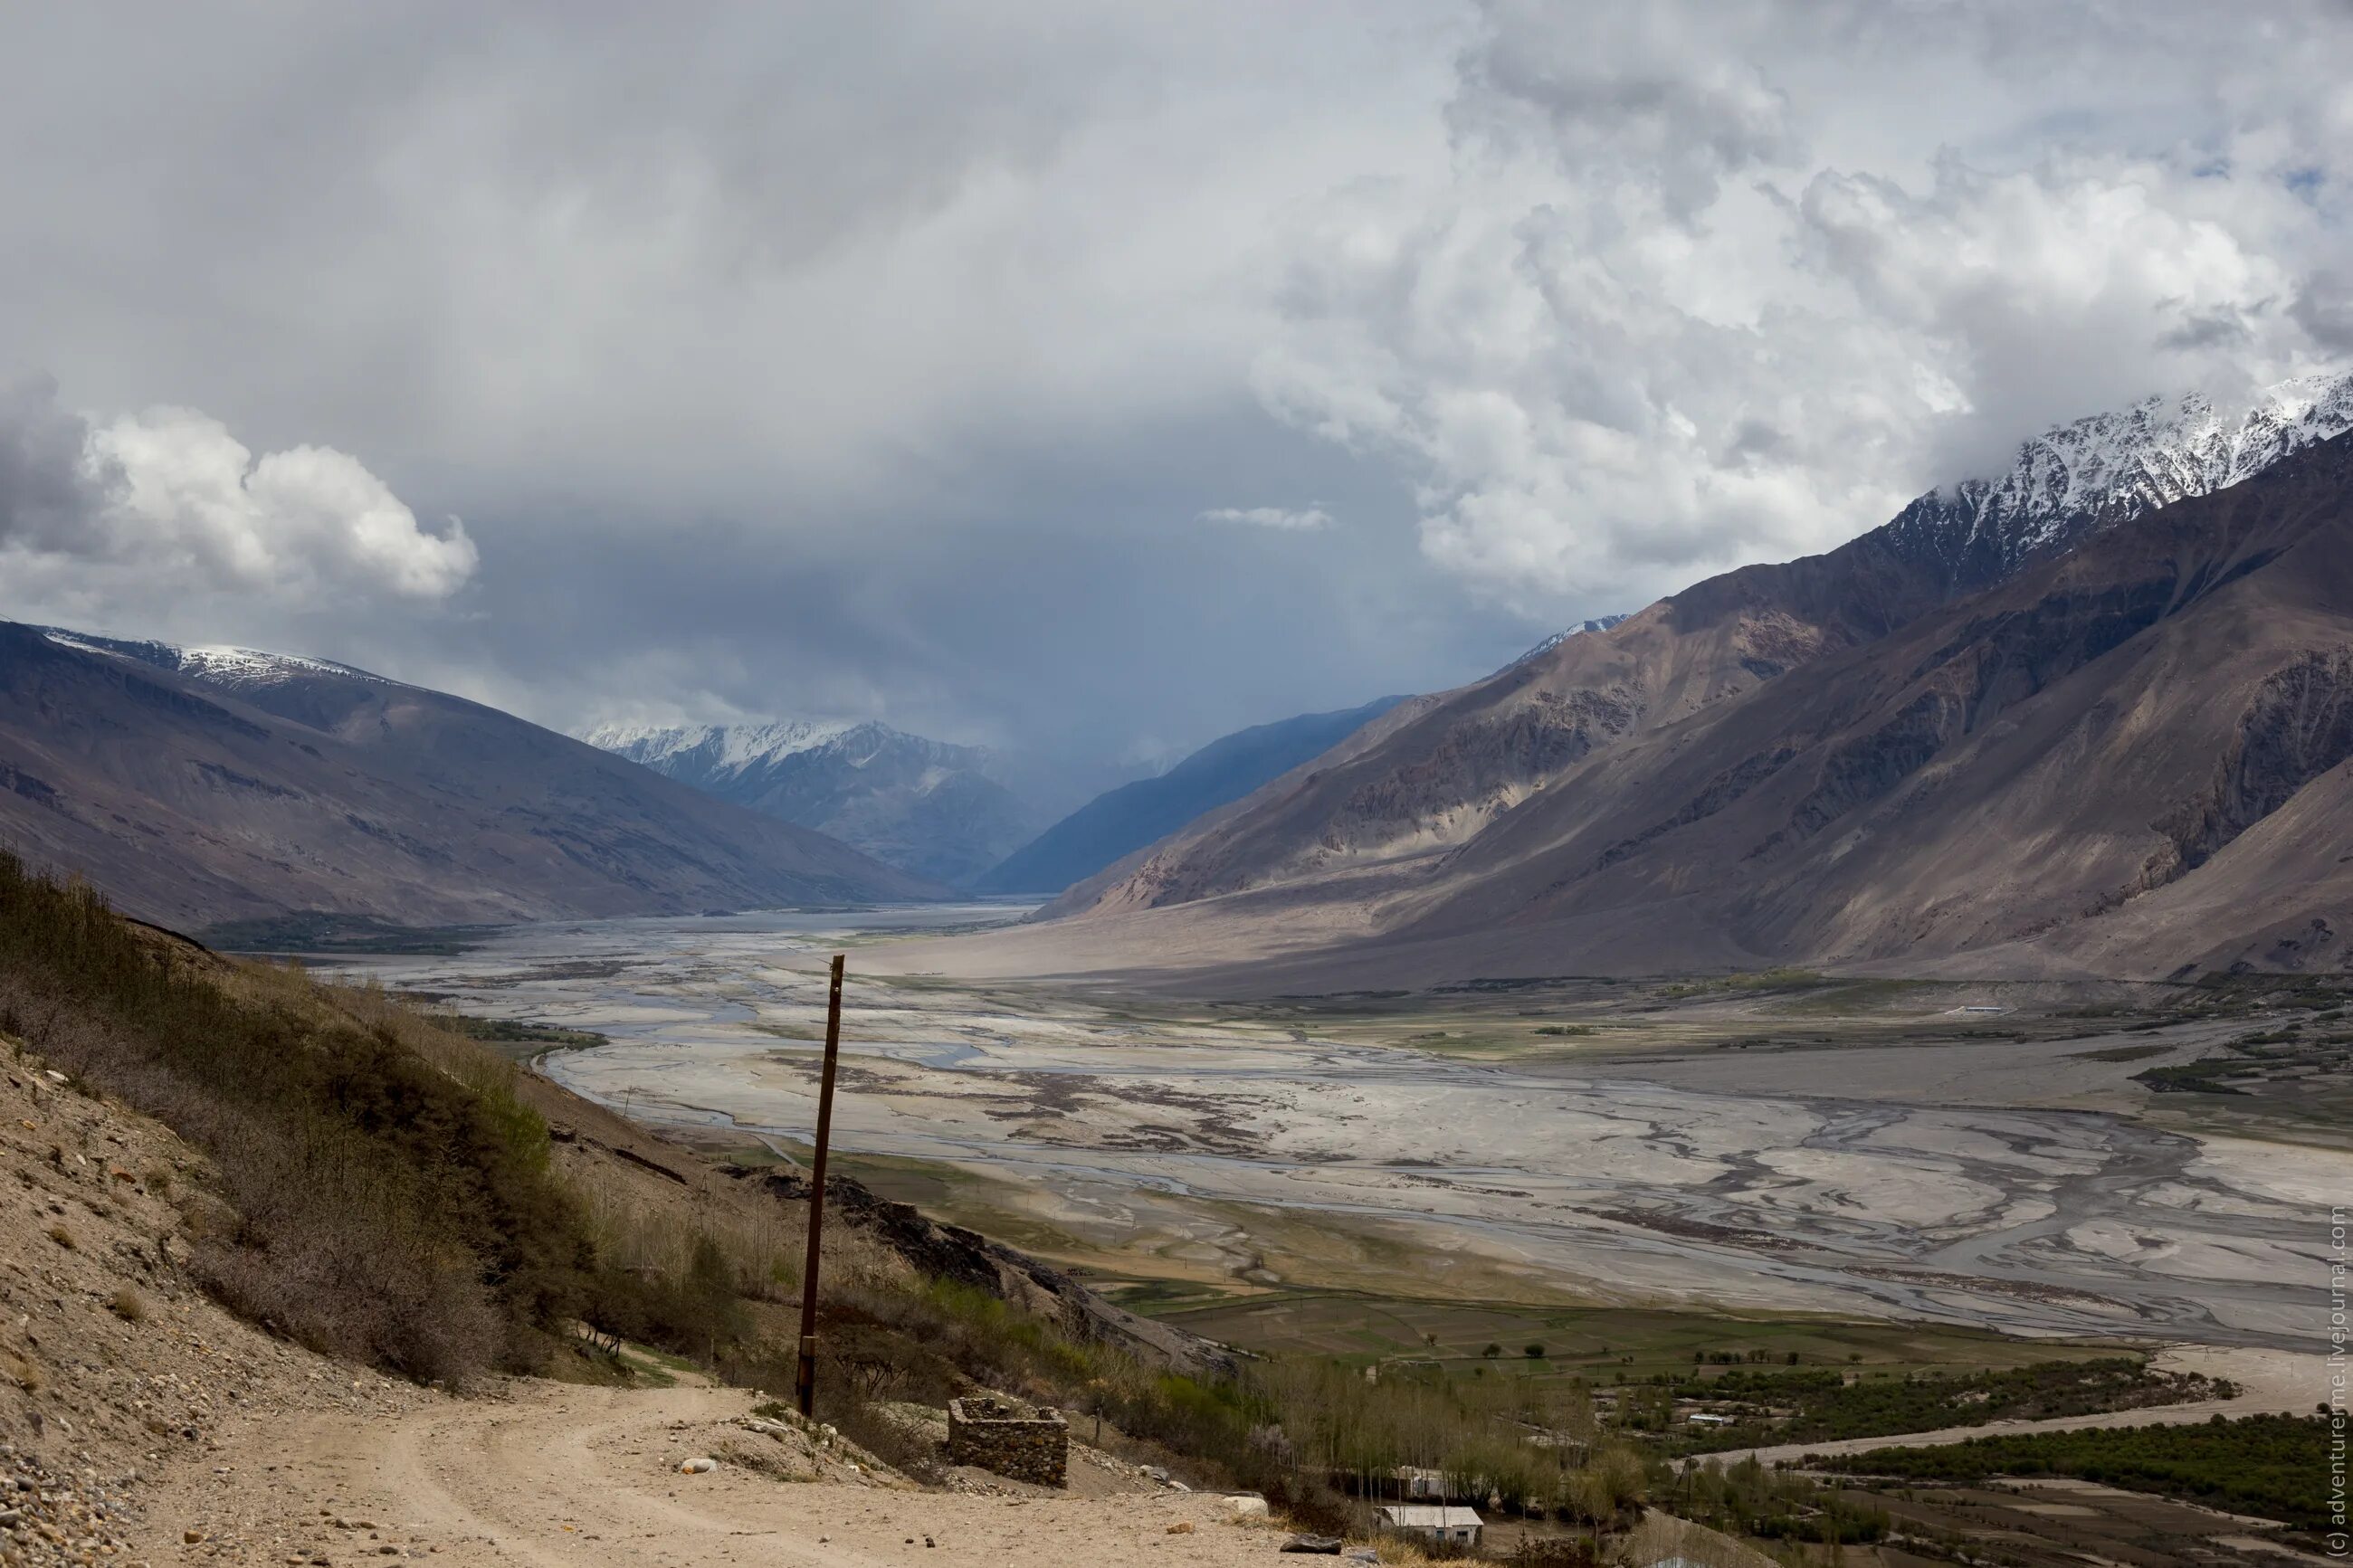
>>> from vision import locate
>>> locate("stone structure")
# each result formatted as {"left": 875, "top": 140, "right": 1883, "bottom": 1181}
{"left": 945, "top": 1396, "right": 1068, "bottom": 1487}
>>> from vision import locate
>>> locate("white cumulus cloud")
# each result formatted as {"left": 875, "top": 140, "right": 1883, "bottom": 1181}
{"left": 0, "top": 381, "right": 475, "bottom": 618}
{"left": 1249, "top": 0, "right": 2353, "bottom": 611}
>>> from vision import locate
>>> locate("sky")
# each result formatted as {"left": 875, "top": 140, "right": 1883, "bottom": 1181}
{"left": 1, "top": 1, "right": 2348, "bottom": 805}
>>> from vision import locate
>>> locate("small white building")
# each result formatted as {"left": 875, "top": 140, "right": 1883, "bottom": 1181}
{"left": 1376, "top": 1505, "right": 1483, "bottom": 1547}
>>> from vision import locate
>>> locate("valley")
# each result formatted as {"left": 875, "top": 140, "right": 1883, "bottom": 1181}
{"left": 335, "top": 909, "right": 2348, "bottom": 1360}
{"left": 12, "top": 18, "right": 2353, "bottom": 1564}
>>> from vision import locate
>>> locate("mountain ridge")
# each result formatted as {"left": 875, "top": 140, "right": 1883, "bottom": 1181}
{"left": 0, "top": 624, "right": 941, "bottom": 927}
{"left": 975, "top": 697, "right": 1405, "bottom": 895}
{"left": 585, "top": 717, "right": 1038, "bottom": 888}
{"left": 1009, "top": 378, "right": 2353, "bottom": 984}
{"left": 1062, "top": 372, "right": 2353, "bottom": 920}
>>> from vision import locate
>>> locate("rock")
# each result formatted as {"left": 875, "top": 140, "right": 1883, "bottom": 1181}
{"left": 1281, "top": 1535, "right": 1344, "bottom": 1554}
{"left": 678, "top": 1458, "right": 717, "bottom": 1475}
{"left": 1346, "top": 1552, "right": 1379, "bottom": 1564}
{"left": 185, "top": 1527, "right": 206, "bottom": 1543}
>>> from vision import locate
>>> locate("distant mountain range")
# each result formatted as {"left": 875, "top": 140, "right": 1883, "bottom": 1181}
{"left": 1039, "top": 372, "right": 2353, "bottom": 983}
{"left": 14, "top": 370, "right": 2349, "bottom": 981}
{"left": 975, "top": 697, "right": 1405, "bottom": 895}
{"left": 583, "top": 719, "right": 1038, "bottom": 888}
{"left": 0, "top": 629, "right": 939, "bottom": 928}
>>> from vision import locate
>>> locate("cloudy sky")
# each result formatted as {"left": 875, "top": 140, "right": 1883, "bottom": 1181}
{"left": 2, "top": 2, "right": 2348, "bottom": 803}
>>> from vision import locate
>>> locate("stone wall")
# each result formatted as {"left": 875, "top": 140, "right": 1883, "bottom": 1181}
{"left": 946, "top": 1396, "right": 1068, "bottom": 1487}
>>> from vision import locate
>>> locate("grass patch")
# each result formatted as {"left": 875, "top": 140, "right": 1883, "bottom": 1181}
{"left": 1658, "top": 969, "right": 1829, "bottom": 999}
{"left": 195, "top": 912, "right": 501, "bottom": 956}
{"left": 1816, "top": 1414, "right": 2330, "bottom": 1532}
{"left": 0, "top": 853, "right": 592, "bottom": 1383}
{"left": 2135, "top": 1061, "right": 2255, "bottom": 1095}
{"left": 1770, "top": 978, "right": 1935, "bottom": 1015}
{"left": 448, "top": 1016, "right": 611, "bottom": 1059}
{"left": 1128, "top": 1289, "right": 2114, "bottom": 1382}
{"left": 2071, "top": 1042, "right": 2171, "bottom": 1062}
{"left": 1640, "top": 1357, "right": 2208, "bottom": 1454}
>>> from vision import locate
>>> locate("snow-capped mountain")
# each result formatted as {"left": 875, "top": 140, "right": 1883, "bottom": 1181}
{"left": 585, "top": 719, "right": 1042, "bottom": 888}
{"left": 1058, "top": 369, "right": 2353, "bottom": 936}
{"left": 1886, "top": 371, "right": 2353, "bottom": 590}
{"left": 38, "top": 629, "right": 401, "bottom": 691}
{"left": 4, "top": 623, "right": 938, "bottom": 927}
{"left": 584, "top": 718, "right": 862, "bottom": 780}
{"left": 1512, "top": 615, "right": 1630, "bottom": 667}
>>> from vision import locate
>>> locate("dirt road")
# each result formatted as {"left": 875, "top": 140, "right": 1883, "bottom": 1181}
{"left": 133, "top": 1382, "right": 1278, "bottom": 1568}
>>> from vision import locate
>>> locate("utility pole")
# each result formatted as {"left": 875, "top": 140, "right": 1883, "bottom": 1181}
{"left": 794, "top": 953, "right": 847, "bottom": 1419}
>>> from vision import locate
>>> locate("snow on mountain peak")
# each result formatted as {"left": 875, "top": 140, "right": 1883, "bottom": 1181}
{"left": 581, "top": 717, "right": 877, "bottom": 779}
{"left": 40, "top": 629, "right": 393, "bottom": 689}
{"left": 176, "top": 645, "right": 388, "bottom": 686}
{"left": 1891, "top": 370, "right": 2353, "bottom": 572}
{"left": 1513, "top": 613, "right": 1631, "bottom": 667}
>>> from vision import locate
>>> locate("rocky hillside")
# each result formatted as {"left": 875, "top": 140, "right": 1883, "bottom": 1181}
{"left": 1043, "top": 383, "right": 2353, "bottom": 981}
{"left": 0, "top": 865, "right": 1244, "bottom": 1562}
{"left": 0, "top": 626, "right": 941, "bottom": 928}
{"left": 0, "top": 1042, "right": 439, "bottom": 1563}
{"left": 585, "top": 720, "right": 1037, "bottom": 889}
{"left": 975, "top": 698, "right": 1403, "bottom": 895}
{"left": 1061, "top": 374, "right": 2353, "bottom": 922}
{"left": 1391, "top": 429, "right": 2353, "bottom": 976}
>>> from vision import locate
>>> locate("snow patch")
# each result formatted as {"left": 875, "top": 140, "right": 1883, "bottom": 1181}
{"left": 39, "top": 628, "right": 395, "bottom": 689}
{"left": 1891, "top": 370, "right": 2353, "bottom": 568}
{"left": 1513, "top": 614, "right": 1630, "bottom": 667}
{"left": 581, "top": 718, "right": 863, "bottom": 778}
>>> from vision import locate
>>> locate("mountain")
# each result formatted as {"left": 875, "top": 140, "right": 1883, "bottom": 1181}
{"left": 1039, "top": 375, "right": 2353, "bottom": 981}
{"left": 583, "top": 719, "right": 1038, "bottom": 888}
{"left": 973, "top": 697, "right": 1405, "bottom": 895}
{"left": 1881, "top": 375, "right": 2353, "bottom": 594}
{"left": 0, "top": 626, "right": 942, "bottom": 928}
{"left": 1512, "top": 614, "right": 1630, "bottom": 666}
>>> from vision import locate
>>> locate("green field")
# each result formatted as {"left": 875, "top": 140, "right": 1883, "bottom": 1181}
{"left": 1821, "top": 1415, "right": 2331, "bottom": 1534}
{"left": 1102, "top": 1285, "right": 2126, "bottom": 1381}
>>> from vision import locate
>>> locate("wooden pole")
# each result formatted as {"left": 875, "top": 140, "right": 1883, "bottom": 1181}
{"left": 794, "top": 953, "right": 846, "bottom": 1419}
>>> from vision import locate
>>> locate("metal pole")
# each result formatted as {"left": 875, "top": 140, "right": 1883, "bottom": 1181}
{"left": 794, "top": 953, "right": 846, "bottom": 1418}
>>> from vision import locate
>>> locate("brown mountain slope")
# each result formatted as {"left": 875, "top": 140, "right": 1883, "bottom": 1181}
{"left": 0, "top": 623, "right": 942, "bottom": 926}
{"left": 1030, "top": 433, "right": 2353, "bottom": 984}
{"left": 1396, "top": 431, "right": 2353, "bottom": 971}
{"left": 1059, "top": 379, "right": 2353, "bottom": 928}
{"left": 1049, "top": 480, "right": 2105, "bottom": 922}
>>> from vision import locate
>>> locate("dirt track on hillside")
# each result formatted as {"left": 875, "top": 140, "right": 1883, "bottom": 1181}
{"left": 132, "top": 1382, "right": 1278, "bottom": 1568}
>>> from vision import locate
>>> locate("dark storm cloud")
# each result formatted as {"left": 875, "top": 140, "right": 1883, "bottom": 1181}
{"left": 0, "top": 378, "right": 103, "bottom": 553}
{"left": 0, "top": 2, "right": 2347, "bottom": 792}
